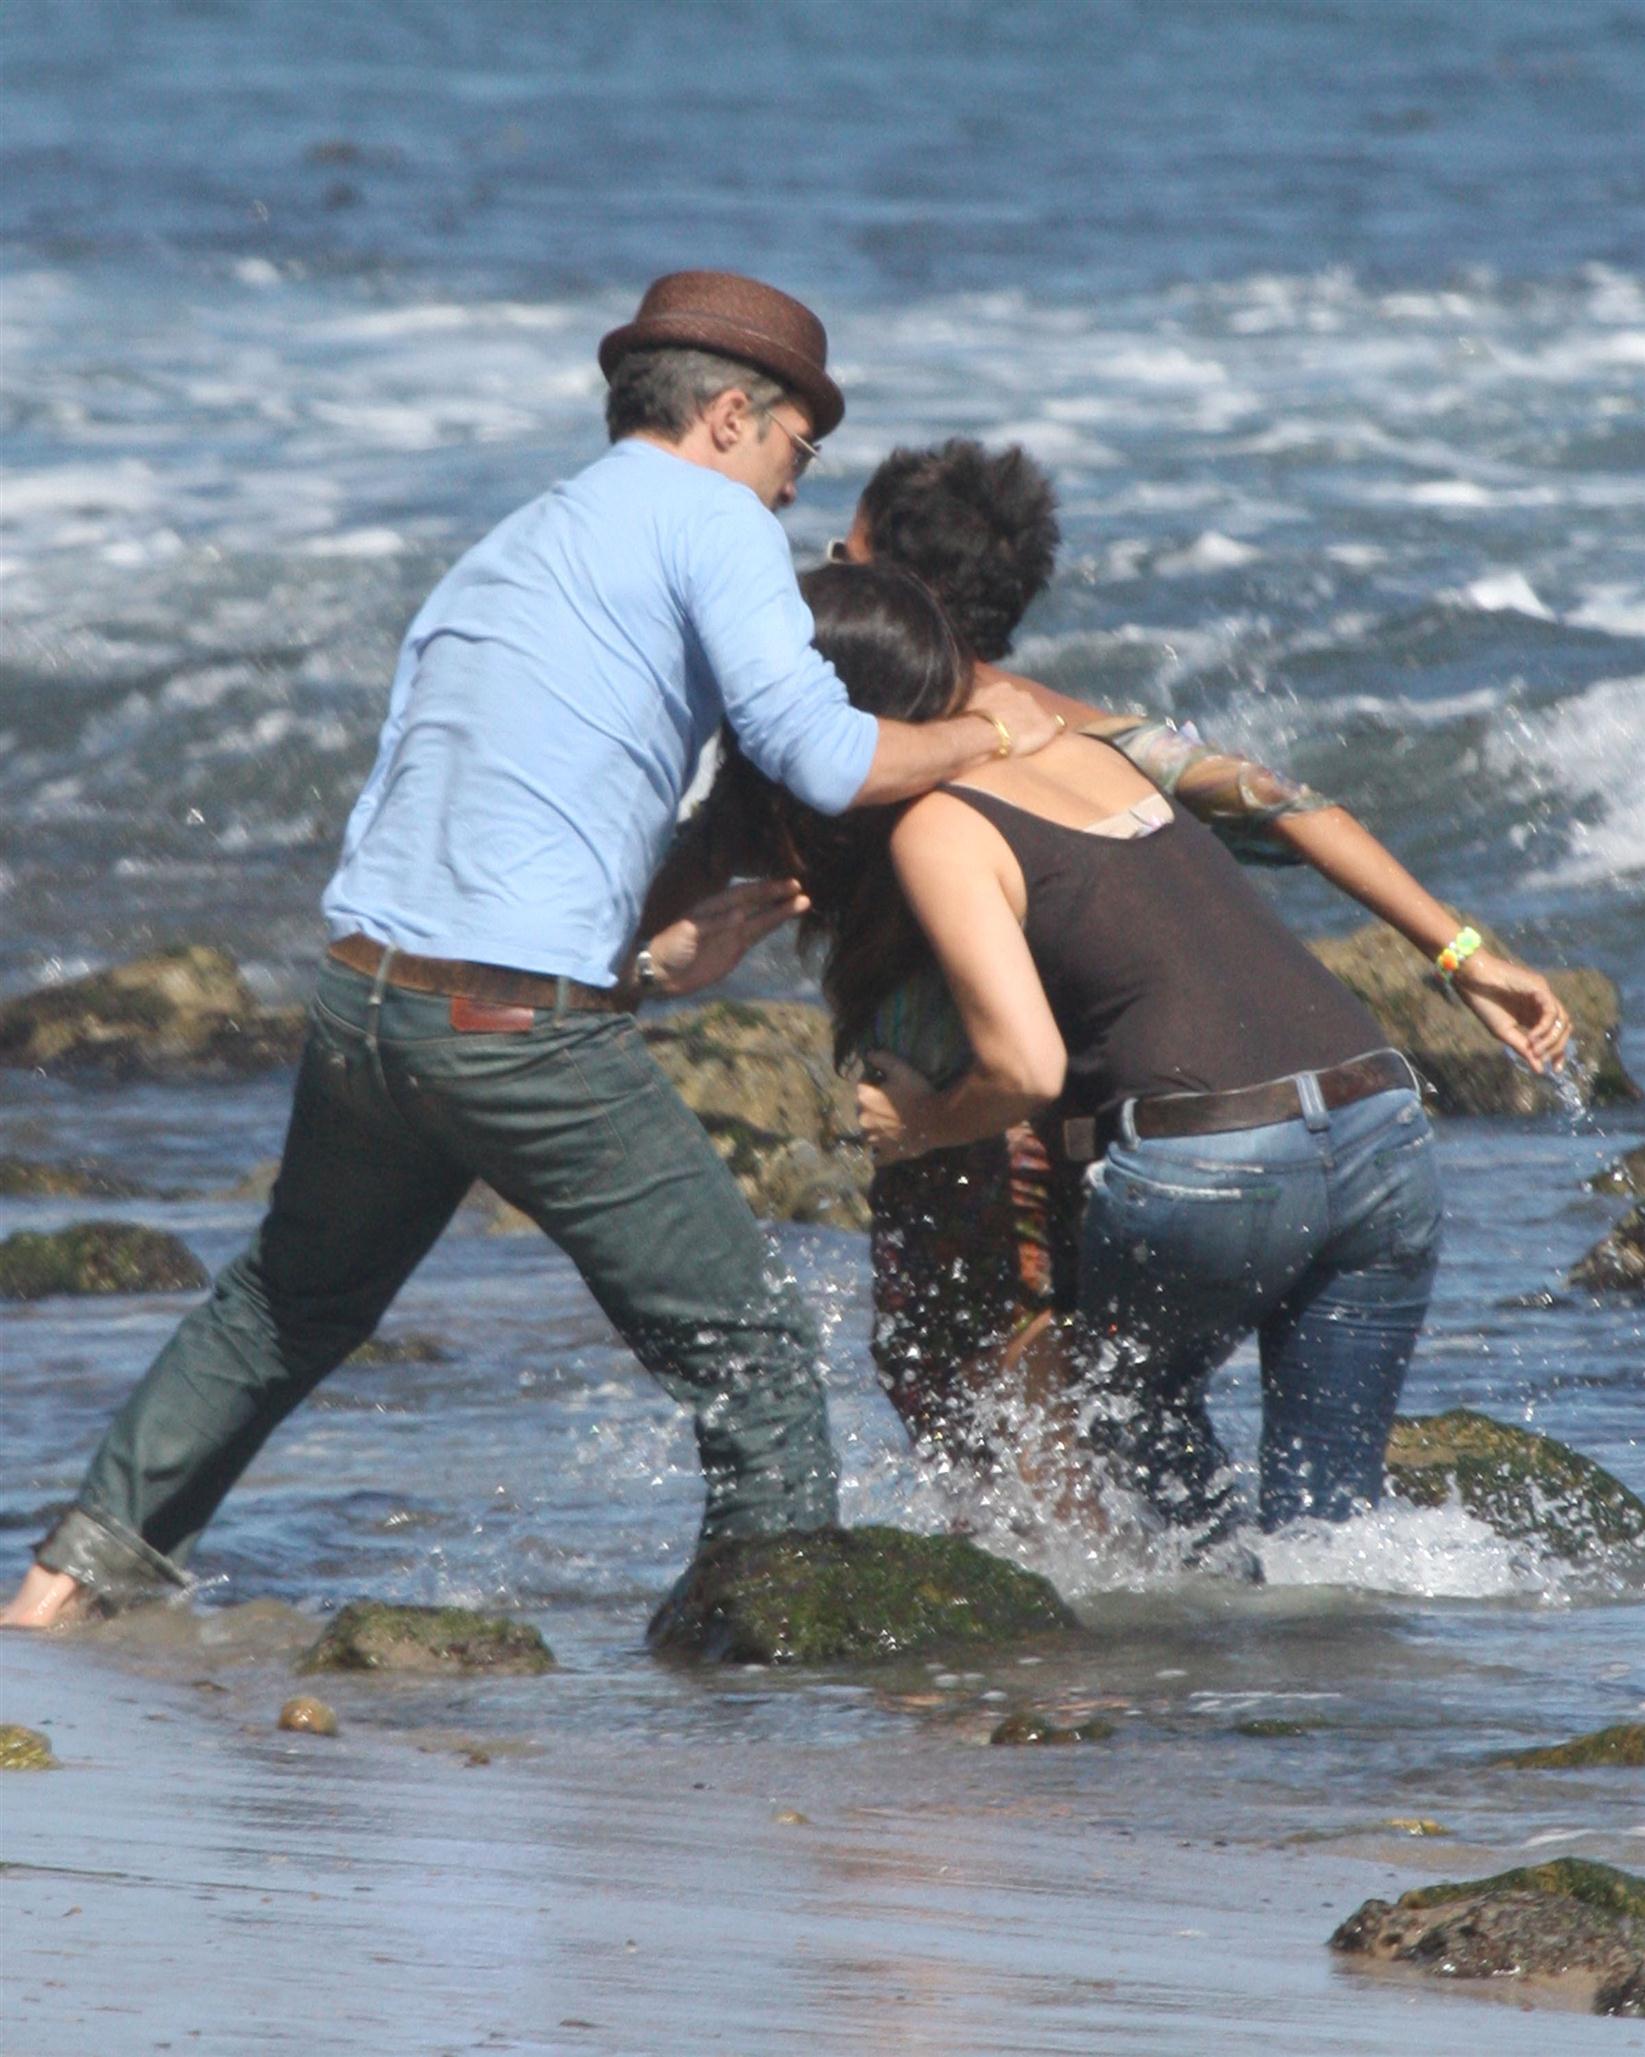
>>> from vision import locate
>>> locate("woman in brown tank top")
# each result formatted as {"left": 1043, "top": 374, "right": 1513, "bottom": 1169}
{"left": 782, "top": 563, "right": 1570, "bottom": 1551}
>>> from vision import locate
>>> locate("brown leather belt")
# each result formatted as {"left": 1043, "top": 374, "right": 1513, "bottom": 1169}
{"left": 1062, "top": 1048, "right": 1416, "bottom": 1161}
{"left": 327, "top": 933, "right": 624, "bottom": 1014}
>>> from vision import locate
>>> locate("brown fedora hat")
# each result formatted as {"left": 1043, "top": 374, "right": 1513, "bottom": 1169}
{"left": 599, "top": 270, "right": 844, "bottom": 439}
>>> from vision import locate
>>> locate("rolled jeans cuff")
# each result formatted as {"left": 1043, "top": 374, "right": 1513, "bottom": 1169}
{"left": 35, "top": 1506, "right": 193, "bottom": 1603}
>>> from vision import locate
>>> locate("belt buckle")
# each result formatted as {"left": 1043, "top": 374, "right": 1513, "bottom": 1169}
{"left": 450, "top": 996, "right": 536, "bottom": 1033}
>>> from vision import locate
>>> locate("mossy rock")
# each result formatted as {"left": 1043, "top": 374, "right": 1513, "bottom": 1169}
{"left": 297, "top": 1601, "right": 555, "bottom": 1676}
{"left": 1569, "top": 1202, "right": 1645, "bottom": 1295}
{"left": 0, "top": 1724, "right": 58, "bottom": 1770}
{"left": 990, "top": 1712, "right": 1113, "bottom": 1746}
{"left": 1493, "top": 1722, "right": 1645, "bottom": 1770}
{"left": 1309, "top": 921, "right": 1637, "bottom": 1114}
{"left": 0, "top": 1221, "right": 208, "bottom": 1300}
{"left": 1589, "top": 1145, "right": 1645, "bottom": 1198}
{"left": 1385, "top": 1409, "right": 1645, "bottom": 1558}
{"left": 1331, "top": 1859, "right": 1645, "bottom": 2016}
{"left": 0, "top": 945, "right": 305, "bottom": 1076}
{"left": 647, "top": 1524, "right": 1077, "bottom": 1666}
{"left": 0, "top": 1155, "right": 155, "bottom": 1199}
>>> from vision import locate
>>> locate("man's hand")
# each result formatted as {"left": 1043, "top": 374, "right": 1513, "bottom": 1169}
{"left": 966, "top": 676, "right": 1065, "bottom": 760}
{"left": 855, "top": 1049, "right": 940, "bottom": 1165}
{"left": 1453, "top": 950, "right": 1572, "bottom": 1075}
{"left": 643, "top": 877, "right": 810, "bottom": 999}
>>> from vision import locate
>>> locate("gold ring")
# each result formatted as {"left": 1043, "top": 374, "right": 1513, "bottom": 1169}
{"left": 1053, "top": 713, "right": 1067, "bottom": 732}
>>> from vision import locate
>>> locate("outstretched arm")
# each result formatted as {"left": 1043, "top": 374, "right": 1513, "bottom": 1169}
{"left": 1270, "top": 805, "right": 1571, "bottom": 1073}
{"left": 978, "top": 662, "right": 1569, "bottom": 1075}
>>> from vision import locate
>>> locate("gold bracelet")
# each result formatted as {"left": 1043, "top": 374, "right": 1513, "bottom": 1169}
{"left": 971, "top": 709, "right": 1013, "bottom": 758}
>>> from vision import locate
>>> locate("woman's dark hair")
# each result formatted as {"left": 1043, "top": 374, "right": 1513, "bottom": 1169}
{"left": 857, "top": 439, "right": 1060, "bottom": 662}
{"left": 710, "top": 561, "right": 969, "bottom": 1065}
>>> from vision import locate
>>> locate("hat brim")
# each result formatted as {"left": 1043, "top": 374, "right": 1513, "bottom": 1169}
{"left": 598, "top": 313, "right": 844, "bottom": 439}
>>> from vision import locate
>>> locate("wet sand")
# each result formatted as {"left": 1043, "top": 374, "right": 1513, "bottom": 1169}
{"left": 5, "top": 1627, "right": 1630, "bottom": 2056}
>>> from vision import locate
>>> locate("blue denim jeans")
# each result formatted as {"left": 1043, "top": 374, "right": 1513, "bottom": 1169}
{"left": 1078, "top": 1080, "right": 1443, "bottom": 1533}
{"left": 37, "top": 958, "right": 839, "bottom": 1599}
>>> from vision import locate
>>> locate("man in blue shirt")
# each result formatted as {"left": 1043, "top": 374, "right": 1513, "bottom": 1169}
{"left": 7, "top": 271, "right": 1058, "bottom": 1628}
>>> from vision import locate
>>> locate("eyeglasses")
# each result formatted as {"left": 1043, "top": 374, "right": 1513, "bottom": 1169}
{"left": 758, "top": 409, "right": 823, "bottom": 480}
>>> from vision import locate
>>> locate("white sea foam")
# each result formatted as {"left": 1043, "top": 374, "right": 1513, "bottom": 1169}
{"left": 1256, "top": 1499, "right": 1554, "bottom": 1599}
{"left": 1498, "top": 673, "right": 1645, "bottom": 887}
{"left": 1452, "top": 571, "right": 1556, "bottom": 620}
{"left": 1155, "top": 531, "right": 1262, "bottom": 576}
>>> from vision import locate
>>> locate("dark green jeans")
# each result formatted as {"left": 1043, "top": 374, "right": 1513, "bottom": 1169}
{"left": 37, "top": 958, "right": 838, "bottom": 1599}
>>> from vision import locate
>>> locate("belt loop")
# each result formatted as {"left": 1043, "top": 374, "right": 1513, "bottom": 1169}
{"left": 554, "top": 975, "right": 570, "bottom": 1015}
{"left": 366, "top": 946, "right": 395, "bottom": 1040}
{"left": 1119, "top": 1097, "right": 1140, "bottom": 1148}
{"left": 1296, "top": 1068, "right": 1331, "bottom": 1132}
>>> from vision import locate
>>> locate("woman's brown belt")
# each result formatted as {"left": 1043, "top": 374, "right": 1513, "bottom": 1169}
{"left": 1061, "top": 1047, "right": 1417, "bottom": 1161}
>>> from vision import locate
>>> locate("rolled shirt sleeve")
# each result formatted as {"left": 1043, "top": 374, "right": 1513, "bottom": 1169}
{"left": 683, "top": 497, "right": 878, "bottom": 816}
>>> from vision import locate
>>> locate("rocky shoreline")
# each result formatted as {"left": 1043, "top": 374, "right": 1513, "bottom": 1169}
{"left": 1, "top": 927, "right": 1638, "bottom": 1239}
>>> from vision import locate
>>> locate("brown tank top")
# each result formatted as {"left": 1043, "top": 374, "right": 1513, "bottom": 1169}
{"left": 945, "top": 766, "right": 1386, "bottom": 1142}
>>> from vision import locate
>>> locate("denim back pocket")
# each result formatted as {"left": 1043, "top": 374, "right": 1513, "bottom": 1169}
{"left": 1089, "top": 1146, "right": 1283, "bottom": 1290}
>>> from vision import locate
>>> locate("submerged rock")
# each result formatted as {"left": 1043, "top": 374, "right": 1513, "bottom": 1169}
{"left": 1493, "top": 1723, "right": 1645, "bottom": 1770}
{"left": 344, "top": 1332, "right": 451, "bottom": 1366}
{"left": 1568, "top": 1203, "right": 1645, "bottom": 1295}
{"left": 1589, "top": 1145, "right": 1645, "bottom": 1198}
{"left": 0, "top": 1724, "right": 58, "bottom": 1771}
{"left": 1330, "top": 1858, "right": 1645, "bottom": 2017}
{"left": 1384, "top": 1409, "right": 1645, "bottom": 1559}
{"left": 298, "top": 1601, "right": 555, "bottom": 1676}
{"left": 0, "top": 1221, "right": 208, "bottom": 1300}
{"left": 641, "top": 1000, "right": 870, "bottom": 1228}
{"left": 0, "top": 946, "right": 304, "bottom": 1076}
{"left": 278, "top": 1696, "right": 339, "bottom": 1736}
{"left": 647, "top": 1525, "right": 1076, "bottom": 1666}
{"left": 1309, "top": 921, "right": 1637, "bottom": 1114}
{"left": 990, "top": 1712, "right": 1113, "bottom": 1746}
{"left": 0, "top": 1155, "right": 155, "bottom": 1199}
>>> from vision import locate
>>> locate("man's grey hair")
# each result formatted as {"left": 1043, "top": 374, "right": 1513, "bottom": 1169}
{"left": 605, "top": 346, "right": 788, "bottom": 443}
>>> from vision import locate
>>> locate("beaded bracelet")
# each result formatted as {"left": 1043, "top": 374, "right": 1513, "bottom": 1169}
{"left": 1436, "top": 925, "right": 1483, "bottom": 984}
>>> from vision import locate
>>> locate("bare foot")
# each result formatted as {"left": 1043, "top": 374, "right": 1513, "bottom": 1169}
{"left": 0, "top": 1565, "right": 89, "bottom": 1630}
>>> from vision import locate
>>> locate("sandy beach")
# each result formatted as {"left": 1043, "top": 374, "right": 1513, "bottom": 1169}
{"left": 4, "top": 1611, "right": 1639, "bottom": 2054}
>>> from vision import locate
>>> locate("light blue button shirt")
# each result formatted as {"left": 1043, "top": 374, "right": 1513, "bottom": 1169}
{"left": 322, "top": 439, "right": 878, "bottom": 985}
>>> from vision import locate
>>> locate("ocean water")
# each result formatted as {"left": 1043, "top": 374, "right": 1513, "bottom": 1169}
{"left": 3, "top": 4, "right": 1643, "bottom": 2047}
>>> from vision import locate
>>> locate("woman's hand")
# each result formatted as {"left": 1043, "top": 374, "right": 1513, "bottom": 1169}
{"left": 642, "top": 878, "right": 809, "bottom": 998}
{"left": 1452, "top": 949, "right": 1572, "bottom": 1074}
{"left": 855, "top": 1049, "right": 940, "bottom": 1165}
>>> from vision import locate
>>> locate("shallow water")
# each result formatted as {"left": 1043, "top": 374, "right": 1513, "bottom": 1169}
{"left": 5, "top": 1, "right": 1645, "bottom": 2046}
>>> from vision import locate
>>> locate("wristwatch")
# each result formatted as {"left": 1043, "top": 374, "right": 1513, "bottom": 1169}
{"left": 634, "top": 944, "right": 661, "bottom": 997}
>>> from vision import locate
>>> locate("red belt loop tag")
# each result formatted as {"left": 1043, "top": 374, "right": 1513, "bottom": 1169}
{"left": 449, "top": 996, "right": 537, "bottom": 1033}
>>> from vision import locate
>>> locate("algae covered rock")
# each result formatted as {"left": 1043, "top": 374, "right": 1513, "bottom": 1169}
{"left": 0, "top": 1155, "right": 155, "bottom": 1199}
{"left": 298, "top": 1601, "right": 555, "bottom": 1676}
{"left": 1568, "top": 1202, "right": 1645, "bottom": 1295}
{"left": 1385, "top": 1409, "right": 1645, "bottom": 1558}
{"left": 641, "top": 1000, "right": 870, "bottom": 1228}
{"left": 0, "top": 1724, "right": 58, "bottom": 1770}
{"left": 0, "top": 1221, "right": 208, "bottom": 1300}
{"left": 0, "top": 945, "right": 305, "bottom": 1075}
{"left": 647, "top": 1524, "right": 1076, "bottom": 1665}
{"left": 990, "top": 1712, "right": 1113, "bottom": 1746}
{"left": 1309, "top": 921, "right": 1637, "bottom": 1114}
{"left": 1330, "top": 1858, "right": 1645, "bottom": 2016}
{"left": 1494, "top": 1722, "right": 1645, "bottom": 1770}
